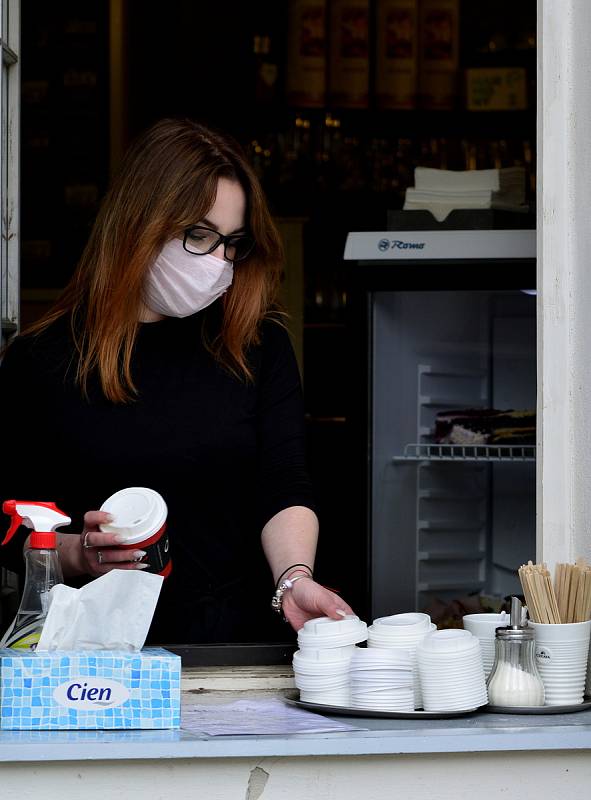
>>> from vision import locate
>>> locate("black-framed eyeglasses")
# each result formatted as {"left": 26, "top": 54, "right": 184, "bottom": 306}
{"left": 183, "top": 226, "right": 256, "bottom": 263}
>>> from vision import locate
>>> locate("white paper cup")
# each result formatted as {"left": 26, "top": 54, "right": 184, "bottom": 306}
{"left": 100, "top": 487, "right": 170, "bottom": 577}
{"left": 295, "top": 645, "right": 357, "bottom": 662}
{"left": 463, "top": 613, "right": 509, "bottom": 678}
{"left": 417, "top": 630, "right": 487, "bottom": 712}
{"left": 530, "top": 620, "right": 591, "bottom": 705}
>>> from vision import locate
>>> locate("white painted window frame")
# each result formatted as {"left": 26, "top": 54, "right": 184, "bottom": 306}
{"left": 0, "top": 2, "right": 584, "bottom": 597}
{"left": 0, "top": 0, "right": 19, "bottom": 347}
{"left": 537, "top": 0, "right": 591, "bottom": 568}
{"left": 0, "top": 0, "right": 20, "bottom": 614}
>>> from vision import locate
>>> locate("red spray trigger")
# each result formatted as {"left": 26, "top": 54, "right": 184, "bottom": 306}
{"left": 2, "top": 500, "right": 72, "bottom": 547}
{"left": 2, "top": 500, "right": 23, "bottom": 545}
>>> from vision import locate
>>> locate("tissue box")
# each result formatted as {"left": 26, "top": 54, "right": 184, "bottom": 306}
{"left": 0, "top": 647, "right": 181, "bottom": 730}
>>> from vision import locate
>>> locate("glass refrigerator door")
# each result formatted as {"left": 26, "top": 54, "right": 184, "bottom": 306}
{"left": 371, "top": 288, "right": 536, "bottom": 618}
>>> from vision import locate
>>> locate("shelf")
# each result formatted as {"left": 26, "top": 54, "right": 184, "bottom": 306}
{"left": 418, "top": 580, "right": 485, "bottom": 592}
{"left": 418, "top": 520, "right": 485, "bottom": 531}
{"left": 393, "top": 443, "right": 536, "bottom": 463}
{"left": 419, "top": 398, "right": 486, "bottom": 409}
{"left": 418, "top": 551, "right": 485, "bottom": 561}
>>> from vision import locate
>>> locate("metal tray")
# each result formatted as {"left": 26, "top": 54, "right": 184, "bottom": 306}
{"left": 285, "top": 697, "right": 485, "bottom": 720}
{"left": 485, "top": 696, "right": 591, "bottom": 715}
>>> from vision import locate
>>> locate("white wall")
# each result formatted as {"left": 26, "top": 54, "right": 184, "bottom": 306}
{"left": 2, "top": 751, "right": 590, "bottom": 800}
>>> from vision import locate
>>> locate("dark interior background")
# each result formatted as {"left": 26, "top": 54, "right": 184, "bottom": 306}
{"left": 19, "top": 0, "right": 537, "bottom": 638}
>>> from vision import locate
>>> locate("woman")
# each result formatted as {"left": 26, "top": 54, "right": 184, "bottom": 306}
{"left": 0, "top": 118, "right": 354, "bottom": 643}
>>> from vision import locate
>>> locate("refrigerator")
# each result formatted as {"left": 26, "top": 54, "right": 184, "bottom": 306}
{"left": 345, "top": 229, "right": 536, "bottom": 620}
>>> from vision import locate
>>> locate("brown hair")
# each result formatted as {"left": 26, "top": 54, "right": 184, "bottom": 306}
{"left": 21, "top": 118, "right": 284, "bottom": 402}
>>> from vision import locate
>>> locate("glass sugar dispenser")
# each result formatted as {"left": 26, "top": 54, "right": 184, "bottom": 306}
{"left": 487, "top": 596, "right": 545, "bottom": 707}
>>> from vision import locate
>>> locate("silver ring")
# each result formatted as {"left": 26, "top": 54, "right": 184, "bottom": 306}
{"left": 83, "top": 532, "right": 93, "bottom": 549}
{"left": 97, "top": 551, "right": 104, "bottom": 565}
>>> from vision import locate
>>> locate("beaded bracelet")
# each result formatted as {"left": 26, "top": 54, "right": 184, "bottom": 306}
{"left": 274, "top": 562, "right": 313, "bottom": 590}
{"left": 271, "top": 574, "right": 312, "bottom": 615}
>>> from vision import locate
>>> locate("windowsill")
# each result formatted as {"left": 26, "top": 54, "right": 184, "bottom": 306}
{"left": 2, "top": 666, "right": 591, "bottom": 763}
{"left": 181, "top": 664, "right": 295, "bottom": 692}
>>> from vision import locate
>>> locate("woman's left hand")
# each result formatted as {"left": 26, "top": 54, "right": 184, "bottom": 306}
{"left": 281, "top": 577, "right": 354, "bottom": 632}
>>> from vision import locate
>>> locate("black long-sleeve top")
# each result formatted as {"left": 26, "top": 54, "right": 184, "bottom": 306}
{"left": 0, "top": 307, "right": 316, "bottom": 643}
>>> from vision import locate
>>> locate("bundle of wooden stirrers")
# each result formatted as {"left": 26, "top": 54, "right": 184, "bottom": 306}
{"left": 518, "top": 559, "right": 591, "bottom": 624}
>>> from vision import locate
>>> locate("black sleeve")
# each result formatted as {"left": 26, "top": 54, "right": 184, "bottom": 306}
{"left": 255, "top": 320, "right": 317, "bottom": 529}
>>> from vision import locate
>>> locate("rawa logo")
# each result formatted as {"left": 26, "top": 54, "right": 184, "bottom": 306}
{"left": 53, "top": 678, "right": 129, "bottom": 709}
{"left": 378, "top": 239, "right": 426, "bottom": 251}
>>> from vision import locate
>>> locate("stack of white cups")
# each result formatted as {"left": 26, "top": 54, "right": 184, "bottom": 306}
{"left": 350, "top": 647, "right": 414, "bottom": 712}
{"left": 462, "top": 612, "right": 509, "bottom": 678}
{"left": 367, "top": 613, "right": 435, "bottom": 708}
{"left": 293, "top": 616, "right": 368, "bottom": 706}
{"left": 417, "top": 629, "right": 488, "bottom": 712}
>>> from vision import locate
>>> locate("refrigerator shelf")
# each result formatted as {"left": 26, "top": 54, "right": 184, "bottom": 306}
{"left": 417, "top": 580, "right": 485, "bottom": 592}
{"left": 393, "top": 443, "right": 536, "bottom": 463}
{"left": 418, "top": 551, "right": 485, "bottom": 561}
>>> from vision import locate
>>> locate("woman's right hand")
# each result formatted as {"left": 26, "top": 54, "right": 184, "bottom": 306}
{"left": 73, "top": 510, "right": 150, "bottom": 577}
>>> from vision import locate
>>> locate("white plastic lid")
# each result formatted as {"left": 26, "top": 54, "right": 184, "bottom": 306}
{"left": 99, "top": 487, "right": 168, "bottom": 545}
{"left": 417, "top": 629, "right": 478, "bottom": 654}
{"left": 373, "top": 613, "right": 432, "bottom": 630}
{"left": 297, "top": 615, "right": 368, "bottom": 649}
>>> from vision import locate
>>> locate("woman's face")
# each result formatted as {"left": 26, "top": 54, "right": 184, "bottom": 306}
{"left": 195, "top": 177, "right": 247, "bottom": 261}
{"left": 140, "top": 178, "right": 249, "bottom": 323}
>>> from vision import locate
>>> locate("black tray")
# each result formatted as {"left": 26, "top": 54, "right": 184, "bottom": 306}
{"left": 486, "top": 696, "right": 591, "bottom": 714}
{"left": 285, "top": 697, "right": 485, "bottom": 720}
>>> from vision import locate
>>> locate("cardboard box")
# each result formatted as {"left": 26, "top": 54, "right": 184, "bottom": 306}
{"left": 0, "top": 647, "right": 181, "bottom": 730}
{"left": 466, "top": 67, "right": 528, "bottom": 111}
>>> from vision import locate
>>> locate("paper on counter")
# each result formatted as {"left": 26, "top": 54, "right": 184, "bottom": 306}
{"left": 36, "top": 570, "right": 163, "bottom": 651}
{"left": 181, "top": 698, "right": 364, "bottom": 736}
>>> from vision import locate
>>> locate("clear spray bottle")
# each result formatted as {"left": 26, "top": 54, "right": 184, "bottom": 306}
{"left": 0, "top": 500, "right": 71, "bottom": 650}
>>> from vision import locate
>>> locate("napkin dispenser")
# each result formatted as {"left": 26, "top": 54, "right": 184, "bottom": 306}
{"left": 0, "top": 571, "right": 181, "bottom": 730}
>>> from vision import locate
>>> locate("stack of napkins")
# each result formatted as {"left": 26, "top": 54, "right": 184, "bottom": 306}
{"left": 403, "top": 167, "right": 528, "bottom": 221}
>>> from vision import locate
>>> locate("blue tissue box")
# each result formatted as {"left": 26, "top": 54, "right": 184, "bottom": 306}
{"left": 0, "top": 648, "right": 181, "bottom": 730}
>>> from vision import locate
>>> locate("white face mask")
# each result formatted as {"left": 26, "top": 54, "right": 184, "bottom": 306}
{"left": 144, "top": 237, "right": 234, "bottom": 318}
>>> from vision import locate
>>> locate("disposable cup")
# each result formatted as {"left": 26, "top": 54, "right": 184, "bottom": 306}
{"left": 294, "top": 662, "right": 350, "bottom": 673}
{"left": 293, "top": 655, "right": 351, "bottom": 672}
{"left": 351, "top": 672, "right": 412, "bottom": 682}
{"left": 417, "top": 649, "right": 481, "bottom": 662}
{"left": 463, "top": 612, "right": 509, "bottom": 637}
{"left": 421, "top": 674, "right": 485, "bottom": 687}
{"left": 351, "top": 699, "right": 414, "bottom": 708}
{"left": 99, "top": 487, "right": 171, "bottom": 577}
{"left": 294, "top": 676, "right": 350, "bottom": 688}
{"left": 295, "top": 645, "right": 357, "bottom": 662}
{"left": 463, "top": 614, "right": 509, "bottom": 678}
{"left": 300, "top": 694, "right": 351, "bottom": 706}
{"left": 354, "top": 682, "right": 414, "bottom": 693}
{"left": 352, "top": 700, "right": 413, "bottom": 710}
{"left": 417, "top": 661, "right": 484, "bottom": 676}
{"left": 530, "top": 620, "right": 591, "bottom": 705}
{"left": 417, "top": 629, "right": 479, "bottom": 654}
{"left": 422, "top": 684, "right": 486, "bottom": 698}
{"left": 352, "top": 680, "right": 414, "bottom": 691}
{"left": 422, "top": 683, "right": 487, "bottom": 697}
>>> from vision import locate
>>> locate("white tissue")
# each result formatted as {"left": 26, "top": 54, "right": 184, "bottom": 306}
{"left": 36, "top": 570, "right": 163, "bottom": 651}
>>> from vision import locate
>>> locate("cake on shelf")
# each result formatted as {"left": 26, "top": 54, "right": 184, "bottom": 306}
{"left": 434, "top": 409, "right": 536, "bottom": 446}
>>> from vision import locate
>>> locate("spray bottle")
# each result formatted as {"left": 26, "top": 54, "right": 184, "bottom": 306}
{"left": 0, "top": 500, "right": 71, "bottom": 650}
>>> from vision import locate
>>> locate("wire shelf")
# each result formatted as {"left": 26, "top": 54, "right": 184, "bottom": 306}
{"left": 392, "top": 443, "right": 536, "bottom": 463}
